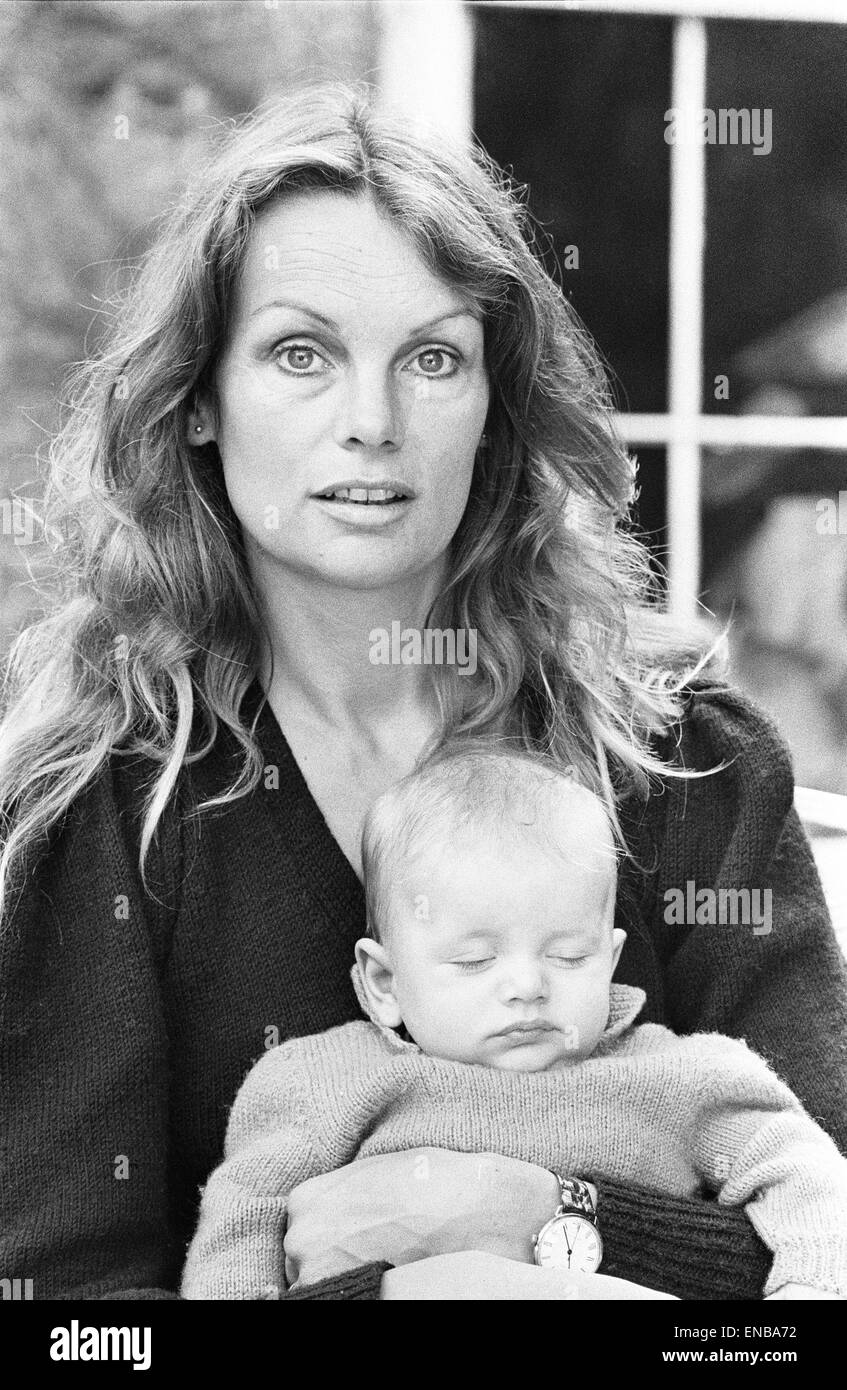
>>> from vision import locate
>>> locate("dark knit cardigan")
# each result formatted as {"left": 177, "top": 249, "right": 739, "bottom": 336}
{"left": 2, "top": 677, "right": 846, "bottom": 1301}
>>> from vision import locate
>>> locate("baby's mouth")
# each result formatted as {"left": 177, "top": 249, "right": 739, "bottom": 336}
{"left": 495, "top": 1020, "right": 557, "bottom": 1037}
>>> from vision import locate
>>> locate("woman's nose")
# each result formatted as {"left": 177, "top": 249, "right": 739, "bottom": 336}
{"left": 337, "top": 367, "right": 405, "bottom": 451}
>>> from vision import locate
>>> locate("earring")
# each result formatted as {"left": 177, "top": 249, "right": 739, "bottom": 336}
{"left": 194, "top": 424, "right": 203, "bottom": 434}
{"left": 479, "top": 432, "right": 490, "bottom": 448}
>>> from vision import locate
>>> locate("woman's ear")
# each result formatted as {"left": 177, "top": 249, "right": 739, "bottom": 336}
{"left": 354, "top": 938, "right": 404, "bottom": 1029}
{"left": 186, "top": 391, "right": 217, "bottom": 447}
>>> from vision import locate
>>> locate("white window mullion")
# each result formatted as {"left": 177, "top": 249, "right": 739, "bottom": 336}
{"left": 377, "top": 1, "right": 474, "bottom": 140}
{"left": 666, "top": 14, "right": 708, "bottom": 621}
{"left": 615, "top": 413, "right": 847, "bottom": 449}
{"left": 486, "top": 3, "right": 847, "bottom": 27}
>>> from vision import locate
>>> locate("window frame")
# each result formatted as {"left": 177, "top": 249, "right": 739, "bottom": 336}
{"left": 379, "top": 0, "right": 847, "bottom": 618}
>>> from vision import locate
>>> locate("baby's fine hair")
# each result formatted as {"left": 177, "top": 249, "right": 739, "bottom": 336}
{"left": 362, "top": 742, "right": 617, "bottom": 941}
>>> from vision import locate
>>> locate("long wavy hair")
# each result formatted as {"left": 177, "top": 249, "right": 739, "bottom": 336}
{"left": 0, "top": 83, "right": 724, "bottom": 927}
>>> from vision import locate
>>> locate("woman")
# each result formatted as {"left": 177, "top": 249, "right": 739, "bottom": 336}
{"left": 1, "top": 85, "right": 845, "bottom": 1302}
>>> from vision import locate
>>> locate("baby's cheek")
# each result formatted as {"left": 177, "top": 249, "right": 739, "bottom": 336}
{"left": 423, "top": 991, "right": 478, "bottom": 1057}
{"left": 556, "top": 987, "right": 607, "bottom": 1058}
{"left": 400, "top": 981, "right": 453, "bottom": 1039}
{"left": 585, "top": 991, "right": 614, "bottom": 1049}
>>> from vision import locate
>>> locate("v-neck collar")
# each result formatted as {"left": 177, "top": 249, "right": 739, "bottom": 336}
{"left": 239, "top": 679, "right": 656, "bottom": 1029}
{"left": 242, "top": 676, "right": 366, "bottom": 928}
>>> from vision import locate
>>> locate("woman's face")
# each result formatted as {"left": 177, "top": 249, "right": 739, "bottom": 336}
{"left": 205, "top": 189, "right": 490, "bottom": 594}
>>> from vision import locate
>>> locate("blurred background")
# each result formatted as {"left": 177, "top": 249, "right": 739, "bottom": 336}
{"left": 1, "top": 1, "right": 845, "bottom": 907}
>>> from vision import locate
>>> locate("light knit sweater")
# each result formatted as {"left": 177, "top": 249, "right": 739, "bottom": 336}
{"left": 181, "top": 981, "right": 847, "bottom": 1300}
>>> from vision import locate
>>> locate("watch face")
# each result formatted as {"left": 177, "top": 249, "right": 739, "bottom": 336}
{"left": 535, "top": 1215, "right": 602, "bottom": 1274}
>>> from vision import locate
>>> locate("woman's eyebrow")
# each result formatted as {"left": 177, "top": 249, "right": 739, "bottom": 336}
{"left": 248, "top": 297, "right": 480, "bottom": 334}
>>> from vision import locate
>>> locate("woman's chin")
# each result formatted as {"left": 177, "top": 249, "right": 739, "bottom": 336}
{"left": 272, "top": 542, "right": 446, "bottom": 595}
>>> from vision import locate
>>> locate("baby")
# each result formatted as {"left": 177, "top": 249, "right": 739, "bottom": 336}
{"left": 181, "top": 747, "right": 847, "bottom": 1300}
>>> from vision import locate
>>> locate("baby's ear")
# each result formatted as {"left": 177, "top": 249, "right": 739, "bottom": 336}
{"left": 354, "top": 938, "right": 403, "bottom": 1028}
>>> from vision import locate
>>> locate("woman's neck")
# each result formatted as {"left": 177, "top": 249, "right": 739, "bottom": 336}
{"left": 252, "top": 552, "right": 449, "bottom": 733}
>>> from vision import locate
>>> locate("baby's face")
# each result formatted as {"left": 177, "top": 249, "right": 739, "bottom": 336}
{"left": 375, "top": 823, "right": 621, "bottom": 1073}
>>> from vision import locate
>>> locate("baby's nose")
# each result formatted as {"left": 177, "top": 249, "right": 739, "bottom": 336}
{"left": 500, "top": 958, "right": 547, "bottom": 1001}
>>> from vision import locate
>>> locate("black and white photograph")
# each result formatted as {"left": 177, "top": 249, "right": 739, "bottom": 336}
{"left": 1, "top": 0, "right": 846, "bottom": 1350}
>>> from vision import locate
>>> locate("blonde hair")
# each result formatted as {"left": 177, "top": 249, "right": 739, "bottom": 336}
{"left": 362, "top": 743, "right": 618, "bottom": 941}
{"left": 0, "top": 83, "right": 724, "bottom": 929}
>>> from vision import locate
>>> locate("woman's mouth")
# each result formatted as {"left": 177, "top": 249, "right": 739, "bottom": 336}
{"left": 312, "top": 482, "right": 414, "bottom": 505}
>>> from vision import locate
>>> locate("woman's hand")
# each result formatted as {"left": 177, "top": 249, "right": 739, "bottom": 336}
{"left": 285, "top": 1149, "right": 676, "bottom": 1300}
{"left": 381, "top": 1251, "right": 679, "bottom": 1300}
{"left": 284, "top": 1148, "right": 561, "bottom": 1286}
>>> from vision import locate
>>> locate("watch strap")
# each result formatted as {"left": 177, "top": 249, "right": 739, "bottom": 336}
{"left": 553, "top": 1174, "right": 598, "bottom": 1223}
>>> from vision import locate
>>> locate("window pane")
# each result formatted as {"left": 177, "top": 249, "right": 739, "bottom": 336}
{"left": 474, "top": 6, "right": 672, "bottom": 417}
{"left": 702, "top": 454, "right": 847, "bottom": 793}
{"left": 701, "top": 20, "right": 847, "bottom": 794}
{"left": 703, "top": 20, "right": 847, "bottom": 417}
{"left": 473, "top": 9, "right": 673, "bottom": 577}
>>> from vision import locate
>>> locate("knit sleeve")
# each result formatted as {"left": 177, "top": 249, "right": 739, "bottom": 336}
{"left": 658, "top": 681, "right": 847, "bottom": 1149}
{"left": 0, "top": 759, "right": 182, "bottom": 1299}
{"left": 180, "top": 1038, "right": 392, "bottom": 1302}
{"left": 595, "top": 681, "right": 847, "bottom": 1300}
{"left": 0, "top": 763, "right": 390, "bottom": 1304}
{"left": 688, "top": 1034, "right": 847, "bottom": 1297}
{"left": 180, "top": 1042, "right": 322, "bottom": 1300}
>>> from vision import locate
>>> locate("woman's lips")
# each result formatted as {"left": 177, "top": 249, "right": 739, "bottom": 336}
{"left": 311, "top": 495, "right": 411, "bottom": 526}
{"left": 317, "top": 486, "right": 404, "bottom": 503}
{"left": 316, "top": 494, "right": 410, "bottom": 505}
{"left": 311, "top": 480, "right": 415, "bottom": 503}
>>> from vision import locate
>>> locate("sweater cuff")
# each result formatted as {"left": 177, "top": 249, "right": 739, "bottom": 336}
{"left": 282, "top": 1261, "right": 392, "bottom": 1301}
{"left": 765, "top": 1241, "right": 847, "bottom": 1300}
{"left": 95, "top": 1289, "right": 181, "bottom": 1300}
{"left": 596, "top": 1177, "right": 772, "bottom": 1300}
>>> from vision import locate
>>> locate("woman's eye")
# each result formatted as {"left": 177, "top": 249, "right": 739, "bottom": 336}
{"left": 410, "top": 348, "right": 458, "bottom": 377}
{"left": 273, "top": 343, "right": 326, "bottom": 375}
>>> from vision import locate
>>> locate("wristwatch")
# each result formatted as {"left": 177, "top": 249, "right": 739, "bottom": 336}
{"left": 533, "top": 1175, "right": 602, "bottom": 1273}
